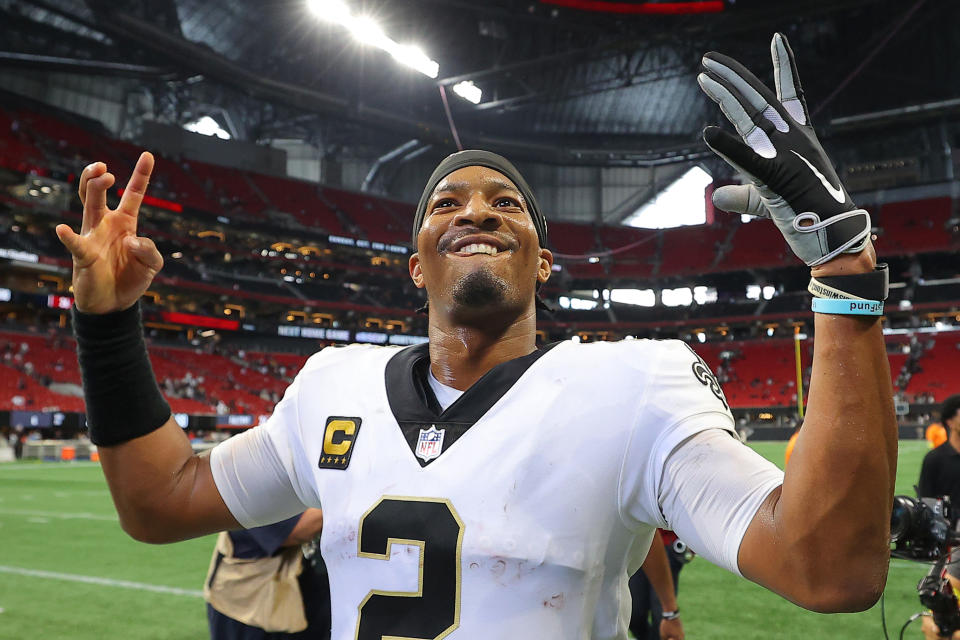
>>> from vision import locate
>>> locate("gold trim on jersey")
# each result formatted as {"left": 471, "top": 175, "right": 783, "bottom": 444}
{"left": 354, "top": 495, "right": 464, "bottom": 640}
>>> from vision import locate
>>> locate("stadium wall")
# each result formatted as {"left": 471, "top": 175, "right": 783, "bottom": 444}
{"left": 141, "top": 121, "right": 287, "bottom": 176}
{"left": 387, "top": 152, "right": 689, "bottom": 222}
{"left": 0, "top": 70, "right": 128, "bottom": 134}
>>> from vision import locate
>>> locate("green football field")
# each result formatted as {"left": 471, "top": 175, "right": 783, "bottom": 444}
{"left": 0, "top": 440, "right": 935, "bottom": 639}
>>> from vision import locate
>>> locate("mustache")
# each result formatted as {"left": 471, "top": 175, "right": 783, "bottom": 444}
{"left": 437, "top": 227, "right": 517, "bottom": 253}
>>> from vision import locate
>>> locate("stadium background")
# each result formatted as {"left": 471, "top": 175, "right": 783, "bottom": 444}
{"left": 0, "top": 0, "right": 957, "bottom": 637}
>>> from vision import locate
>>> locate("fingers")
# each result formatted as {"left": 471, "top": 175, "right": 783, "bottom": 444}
{"left": 712, "top": 184, "right": 769, "bottom": 218}
{"left": 697, "top": 72, "right": 777, "bottom": 159}
{"left": 81, "top": 170, "right": 115, "bottom": 234}
{"left": 771, "top": 33, "right": 810, "bottom": 125}
{"left": 703, "top": 53, "right": 773, "bottom": 119}
{"left": 124, "top": 235, "right": 164, "bottom": 273}
{"left": 698, "top": 72, "right": 755, "bottom": 138}
{"left": 78, "top": 161, "right": 106, "bottom": 207}
{"left": 55, "top": 224, "right": 92, "bottom": 263}
{"left": 118, "top": 152, "right": 155, "bottom": 219}
{"left": 703, "top": 126, "right": 771, "bottom": 182}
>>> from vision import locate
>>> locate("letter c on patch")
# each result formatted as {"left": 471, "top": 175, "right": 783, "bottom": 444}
{"left": 324, "top": 419, "right": 356, "bottom": 455}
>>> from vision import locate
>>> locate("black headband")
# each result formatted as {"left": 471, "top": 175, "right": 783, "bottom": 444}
{"left": 411, "top": 150, "right": 548, "bottom": 249}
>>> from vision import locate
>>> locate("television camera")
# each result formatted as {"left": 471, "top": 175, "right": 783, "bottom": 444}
{"left": 891, "top": 495, "right": 960, "bottom": 637}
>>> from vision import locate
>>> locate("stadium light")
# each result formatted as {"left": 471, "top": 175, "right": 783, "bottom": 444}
{"left": 453, "top": 80, "right": 482, "bottom": 104}
{"left": 307, "top": 0, "right": 350, "bottom": 22}
{"left": 346, "top": 15, "right": 386, "bottom": 46}
{"left": 392, "top": 44, "right": 440, "bottom": 80}
{"left": 306, "top": 0, "right": 440, "bottom": 78}
{"left": 184, "top": 115, "right": 230, "bottom": 139}
{"left": 610, "top": 289, "right": 655, "bottom": 307}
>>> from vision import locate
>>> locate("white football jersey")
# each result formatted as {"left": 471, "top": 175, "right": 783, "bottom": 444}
{"left": 212, "top": 338, "right": 753, "bottom": 640}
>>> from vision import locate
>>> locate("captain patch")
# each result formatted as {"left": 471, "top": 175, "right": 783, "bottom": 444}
{"left": 318, "top": 416, "right": 362, "bottom": 470}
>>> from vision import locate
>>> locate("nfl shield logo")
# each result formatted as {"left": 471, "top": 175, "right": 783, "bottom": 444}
{"left": 415, "top": 426, "right": 445, "bottom": 462}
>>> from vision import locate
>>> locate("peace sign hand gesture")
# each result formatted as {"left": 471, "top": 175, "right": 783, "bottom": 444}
{"left": 55, "top": 152, "right": 164, "bottom": 314}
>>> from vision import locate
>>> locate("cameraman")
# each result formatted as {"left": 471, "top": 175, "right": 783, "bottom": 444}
{"left": 919, "top": 395, "right": 960, "bottom": 639}
{"left": 919, "top": 396, "right": 960, "bottom": 511}
{"left": 924, "top": 605, "right": 960, "bottom": 640}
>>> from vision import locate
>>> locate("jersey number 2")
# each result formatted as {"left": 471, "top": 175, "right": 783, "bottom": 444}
{"left": 355, "top": 496, "right": 465, "bottom": 640}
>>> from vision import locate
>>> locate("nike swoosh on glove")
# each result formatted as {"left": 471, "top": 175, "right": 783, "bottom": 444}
{"left": 698, "top": 32, "right": 871, "bottom": 267}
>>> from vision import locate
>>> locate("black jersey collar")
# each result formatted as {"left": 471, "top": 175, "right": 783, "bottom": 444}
{"left": 384, "top": 341, "right": 560, "bottom": 466}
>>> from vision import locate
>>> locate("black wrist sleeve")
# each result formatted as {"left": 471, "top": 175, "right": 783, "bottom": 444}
{"left": 73, "top": 302, "right": 171, "bottom": 446}
{"left": 815, "top": 263, "right": 890, "bottom": 300}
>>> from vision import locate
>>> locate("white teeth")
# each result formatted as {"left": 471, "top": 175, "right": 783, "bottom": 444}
{"left": 458, "top": 243, "right": 498, "bottom": 256}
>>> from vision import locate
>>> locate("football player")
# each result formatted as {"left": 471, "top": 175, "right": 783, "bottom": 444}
{"left": 58, "top": 34, "right": 895, "bottom": 639}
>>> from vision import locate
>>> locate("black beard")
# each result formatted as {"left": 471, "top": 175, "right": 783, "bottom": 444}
{"left": 452, "top": 268, "right": 508, "bottom": 308}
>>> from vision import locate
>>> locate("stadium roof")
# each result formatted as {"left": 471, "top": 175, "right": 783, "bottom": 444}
{"left": 2, "top": 0, "right": 958, "bottom": 166}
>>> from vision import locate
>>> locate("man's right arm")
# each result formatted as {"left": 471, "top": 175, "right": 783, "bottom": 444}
{"left": 58, "top": 155, "right": 284, "bottom": 543}
{"left": 99, "top": 419, "right": 239, "bottom": 543}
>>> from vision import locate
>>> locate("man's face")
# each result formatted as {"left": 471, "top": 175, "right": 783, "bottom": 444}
{"left": 409, "top": 165, "right": 552, "bottom": 320}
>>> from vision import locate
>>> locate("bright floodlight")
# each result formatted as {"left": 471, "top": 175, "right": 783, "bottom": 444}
{"left": 347, "top": 15, "right": 387, "bottom": 47}
{"left": 307, "top": 0, "right": 440, "bottom": 78}
{"left": 307, "top": 0, "right": 350, "bottom": 22}
{"left": 453, "top": 80, "right": 482, "bottom": 104}
{"left": 609, "top": 289, "right": 655, "bottom": 307}
{"left": 184, "top": 115, "right": 230, "bottom": 140}
{"left": 393, "top": 44, "right": 439, "bottom": 79}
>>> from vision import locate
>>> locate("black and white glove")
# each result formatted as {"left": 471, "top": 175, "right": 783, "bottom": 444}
{"left": 698, "top": 33, "right": 871, "bottom": 267}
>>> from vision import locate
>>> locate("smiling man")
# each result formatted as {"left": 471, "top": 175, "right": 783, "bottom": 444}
{"left": 59, "top": 35, "right": 896, "bottom": 640}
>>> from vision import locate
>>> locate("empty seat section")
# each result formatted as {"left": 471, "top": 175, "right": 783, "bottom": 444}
{"left": 325, "top": 188, "right": 407, "bottom": 244}
{"left": 251, "top": 173, "right": 342, "bottom": 232}
{"left": 659, "top": 224, "right": 729, "bottom": 277}
{"left": 184, "top": 162, "right": 267, "bottom": 218}
{"left": 876, "top": 197, "right": 954, "bottom": 254}
{"left": 600, "top": 226, "right": 657, "bottom": 279}
{"left": 717, "top": 220, "right": 791, "bottom": 271}
{"left": 907, "top": 333, "right": 960, "bottom": 402}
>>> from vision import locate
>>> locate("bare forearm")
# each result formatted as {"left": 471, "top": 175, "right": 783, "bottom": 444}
{"left": 748, "top": 314, "right": 896, "bottom": 608}
{"left": 282, "top": 508, "right": 324, "bottom": 546}
{"left": 100, "top": 418, "right": 239, "bottom": 543}
{"left": 641, "top": 532, "right": 678, "bottom": 612}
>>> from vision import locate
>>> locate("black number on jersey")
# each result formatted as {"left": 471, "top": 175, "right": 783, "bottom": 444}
{"left": 682, "top": 342, "right": 729, "bottom": 410}
{"left": 355, "top": 497, "right": 464, "bottom": 640}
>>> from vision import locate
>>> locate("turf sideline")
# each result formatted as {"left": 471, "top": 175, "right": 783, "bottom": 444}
{"left": 0, "top": 461, "right": 102, "bottom": 470}
{"left": 0, "top": 565, "right": 203, "bottom": 598}
{"left": 0, "top": 508, "right": 117, "bottom": 521}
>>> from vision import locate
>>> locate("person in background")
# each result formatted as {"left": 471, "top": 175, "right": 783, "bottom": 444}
{"left": 920, "top": 561, "right": 960, "bottom": 640}
{"left": 927, "top": 422, "right": 948, "bottom": 449}
{"left": 785, "top": 427, "right": 800, "bottom": 467}
{"left": 205, "top": 508, "right": 329, "bottom": 640}
{"left": 630, "top": 529, "right": 685, "bottom": 640}
{"left": 919, "top": 396, "right": 960, "bottom": 508}
{"left": 918, "top": 396, "right": 960, "bottom": 639}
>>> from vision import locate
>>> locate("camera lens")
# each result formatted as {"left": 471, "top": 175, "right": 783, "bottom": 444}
{"left": 891, "top": 495, "right": 918, "bottom": 543}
